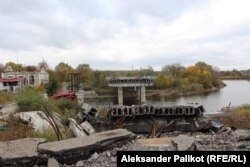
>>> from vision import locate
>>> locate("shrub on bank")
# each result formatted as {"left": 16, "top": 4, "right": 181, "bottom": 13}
{"left": 235, "top": 104, "right": 250, "bottom": 118}
{"left": 222, "top": 104, "right": 250, "bottom": 129}
{"left": 54, "top": 98, "right": 79, "bottom": 111}
{"left": 15, "top": 89, "right": 47, "bottom": 112}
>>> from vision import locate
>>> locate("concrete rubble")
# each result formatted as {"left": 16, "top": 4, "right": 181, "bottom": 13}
{"left": 69, "top": 118, "right": 88, "bottom": 137}
{"left": 14, "top": 111, "right": 53, "bottom": 131}
{"left": 172, "top": 134, "right": 196, "bottom": 150}
{"left": 194, "top": 129, "right": 250, "bottom": 151}
{"left": 69, "top": 118, "right": 95, "bottom": 137}
{"left": 0, "top": 103, "right": 19, "bottom": 119}
{"left": 0, "top": 138, "right": 47, "bottom": 166}
{"left": 0, "top": 127, "right": 249, "bottom": 167}
{"left": 38, "top": 128, "right": 135, "bottom": 164}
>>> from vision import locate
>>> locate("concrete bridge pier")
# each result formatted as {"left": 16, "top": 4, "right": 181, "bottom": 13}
{"left": 118, "top": 87, "right": 123, "bottom": 105}
{"left": 108, "top": 77, "right": 153, "bottom": 105}
{"left": 141, "top": 86, "right": 146, "bottom": 104}
{"left": 136, "top": 86, "right": 146, "bottom": 104}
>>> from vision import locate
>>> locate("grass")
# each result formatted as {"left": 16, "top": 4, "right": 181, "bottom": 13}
{"left": 221, "top": 104, "right": 250, "bottom": 129}
{"left": 230, "top": 104, "right": 250, "bottom": 120}
{"left": 29, "top": 128, "right": 59, "bottom": 142}
{"left": 0, "top": 92, "right": 14, "bottom": 105}
{"left": 15, "top": 89, "right": 47, "bottom": 112}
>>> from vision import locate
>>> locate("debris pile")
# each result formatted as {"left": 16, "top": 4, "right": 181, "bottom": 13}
{"left": 108, "top": 104, "right": 212, "bottom": 134}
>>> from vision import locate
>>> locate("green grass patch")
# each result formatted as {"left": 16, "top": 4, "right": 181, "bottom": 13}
{"left": 29, "top": 128, "right": 58, "bottom": 142}
{"left": 15, "top": 89, "right": 49, "bottom": 112}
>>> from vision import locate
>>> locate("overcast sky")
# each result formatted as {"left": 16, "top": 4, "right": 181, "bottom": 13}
{"left": 0, "top": 0, "right": 250, "bottom": 70}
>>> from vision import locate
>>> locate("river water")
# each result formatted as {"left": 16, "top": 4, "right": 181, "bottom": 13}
{"left": 85, "top": 80, "right": 250, "bottom": 113}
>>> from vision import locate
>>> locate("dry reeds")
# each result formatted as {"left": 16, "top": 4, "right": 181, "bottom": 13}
{"left": 0, "top": 118, "right": 33, "bottom": 141}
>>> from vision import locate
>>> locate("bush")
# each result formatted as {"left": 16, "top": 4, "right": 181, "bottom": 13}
{"left": 236, "top": 104, "right": 250, "bottom": 118}
{"left": 180, "top": 84, "right": 191, "bottom": 92}
{"left": 54, "top": 98, "right": 79, "bottom": 111}
{"left": 212, "top": 79, "right": 225, "bottom": 88}
{"left": 61, "top": 109, "right": 77, "bottom": 126}
{"left": 15, "top": 89, "right": 47, "bottom": 112}
{"left": 190, "top": 83, "right": 203, "bottom": 91}
{"left": 52, "top": 98, "right": 80, "bottom": 126}
{"left": 154, "top": 75, "right": 173, "bottom": 89}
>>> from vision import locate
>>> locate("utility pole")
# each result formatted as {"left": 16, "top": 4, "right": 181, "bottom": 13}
{"left": 16, "top": 48, "right": 19, "bottom": 71}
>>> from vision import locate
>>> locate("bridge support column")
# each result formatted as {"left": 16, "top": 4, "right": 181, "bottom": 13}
{"left": 141, "top": 86, "right": 146, "bottom": 104}
{"left": 136, "top": 87, "right": 140, "bottom": 102}
{"left": 118, "top": 87, "right": 123, "bottom": 105}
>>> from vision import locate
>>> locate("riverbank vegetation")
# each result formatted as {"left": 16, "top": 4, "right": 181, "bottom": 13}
{"left": 221, "top": 104, "right": 250, "bottom": 129}
{"left": 153, "top": 62, "right": 224, "bottom": 94}
{"left": 220, "top": 69, "right": 250, "bottom": 79}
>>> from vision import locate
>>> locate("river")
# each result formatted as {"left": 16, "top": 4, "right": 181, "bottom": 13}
{"left": 85, "top": 80, "right": 250, "bottom": 113}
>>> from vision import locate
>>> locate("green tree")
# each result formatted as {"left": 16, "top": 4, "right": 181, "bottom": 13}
{"left": 91, "top": 70, "right": 108, "bottom": 88}
{"left": 44, "top": 71, "right": 59, "bottom": 96}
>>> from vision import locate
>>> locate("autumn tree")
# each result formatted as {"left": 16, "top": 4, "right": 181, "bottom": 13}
{"left": 161, "top": 63, "right": 184, "bottom": 87}
{"left": 183, "top": 65, "right": 212, "bottom": 89}
{"left": 55, "top": 62, "right": 74, "bottom": 82}
{"left": 154, "top": 74, "right": 173, "bottom": 89}
{"left": 76, "top": 64, "right": 93, "bottom": 87}
{"left": 5, "top": 62, "right": 24, "bottom": 71}
{"left": 162, "top": 63, "right": 184, "bottom": 77}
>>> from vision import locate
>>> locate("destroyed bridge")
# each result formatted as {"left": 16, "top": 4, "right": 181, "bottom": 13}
{"left": 108, "top": 77, "right": 154, "bottom": 105}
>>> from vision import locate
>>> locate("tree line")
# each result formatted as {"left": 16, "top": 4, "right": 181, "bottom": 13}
{"left": 0, "top": 61, "right": 224, "bottom": 95}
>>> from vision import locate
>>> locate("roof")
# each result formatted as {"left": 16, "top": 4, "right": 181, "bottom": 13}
{"left": 0, "top": 77, "right": 21, "bottom": 83}
{"left": 51, "top": 92, "right": 76, "bottom": 98}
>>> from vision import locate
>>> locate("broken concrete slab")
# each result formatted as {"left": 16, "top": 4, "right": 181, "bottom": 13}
{"left": 38, "top": 129, "right": 135, "bottom": 164}
{"left": 14, "top": 111, "right": 53, "bottom": 131}
{"left": 69, "top": 118, "right": 88, "bottom": 137}
{"left": 0, "top": 103, "right": 19, "bottom": 119}
{"left": 80, "top": 120, "right": 95, "bottom": 135}
{"left": 81, "top": 103, "right": 97, "bottom": 116}
{"left": 172, "top": 135, "right": 195, "bottom": 151}
{"left": 47, "top": 158, "right": 60, "bottom": 167}
{"left": 0, "top": 138, "right": 47, "bottom": 166}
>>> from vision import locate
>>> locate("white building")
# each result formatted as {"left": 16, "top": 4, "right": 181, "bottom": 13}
{"left": 1, "top": 62, "right": 49, "bottom": 87}
{"left": 0, "top": 77, "right": 24, "bottom": 92}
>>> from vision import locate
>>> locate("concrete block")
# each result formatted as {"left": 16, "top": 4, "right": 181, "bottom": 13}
{"left": 38, "top": 129, "right": 135, "bottom": 164}
{"left": 0, "top": 138, "right": 47, "bottom": 166}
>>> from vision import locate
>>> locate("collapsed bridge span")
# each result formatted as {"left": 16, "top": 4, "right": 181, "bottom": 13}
{"left": 107, "top": 105, "right": 211, "bottom": 133}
